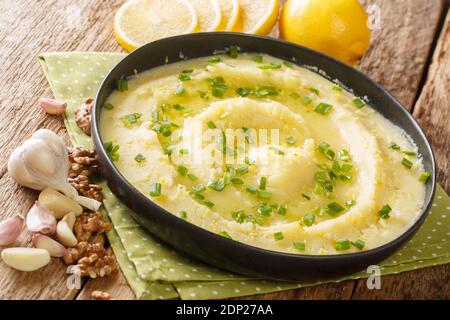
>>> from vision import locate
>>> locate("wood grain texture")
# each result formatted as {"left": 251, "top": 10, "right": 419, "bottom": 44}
{"left": 351, "top": 5, "right": 450, "bottom": 300}
{"left": 0, "top": 0, "right": 447, "bottom": 300}
{"left": 359, "top": 0, "right": 444, "bottom": 109}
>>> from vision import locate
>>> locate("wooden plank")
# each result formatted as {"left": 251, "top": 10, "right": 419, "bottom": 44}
{"left": 0, "top": 0, "right": 126, "bottom": 300}
{"left": 76, "top": 269, "right": 136, "bottom": 300}
{"left": 352, "top": 6, "right": 450, "bottom": 300}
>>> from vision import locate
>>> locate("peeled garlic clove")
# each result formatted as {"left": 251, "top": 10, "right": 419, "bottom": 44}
{"left": 56, "top": 212, "right": 77, "bottom": 247}
{"left": 32, "top": 234, "right": 68, "bottom": 257}
{"left": 1, "top": 247, "right": 50, "bottom": 272}
{"left": 38, "top": 98, "right": 67, "bottom": 115}
{"left": 38, "top": 188, "right": 83, "bottom": 219}
{"left": 77, "top": 195, "right": 102, "bottom": 212}
{"left": 0, "top": 215, "right": 24, "bottom": 246}
{"left": 26, "top": 202, "right": 56, "bottom": 234}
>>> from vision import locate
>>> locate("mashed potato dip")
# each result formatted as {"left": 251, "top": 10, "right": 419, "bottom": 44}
{"left": 100, "top": 53, "right": 428, "bottom": 254}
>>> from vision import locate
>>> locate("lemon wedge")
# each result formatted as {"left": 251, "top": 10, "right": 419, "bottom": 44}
{"left": 187, "top": 0, "right": 222, "bottom": 32}
{"left": 217, "top": 0, "right": 241, "bottom": 31}
{"left": 114, "top": 0, "right": 198, "bottom": 52}
{"left": 236, "top": 0, "right": 280, "bottom": 35}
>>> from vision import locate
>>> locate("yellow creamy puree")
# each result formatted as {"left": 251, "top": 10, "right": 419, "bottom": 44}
{"left": 100, "top": 54, "right": 427, "bottom": 255}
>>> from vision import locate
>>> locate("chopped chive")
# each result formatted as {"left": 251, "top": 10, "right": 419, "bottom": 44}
{"left": 231, "top": 177, "right": 244, "bottom": 185}
{"left": 258, "top": 204, "right": 272, "bottom": 216}
{"left": 289, "top": 92, "right": 300, "bottom": 99}
{"left": 314, "top": 103, "right": 333, "bottom": 115}
{"left": 203, "top": 200, "right": 215, "bottom": 208}
{"left": 104, "top": 141, "right": 120, "bottom": 161}
{"left": 277, "top": 205, "right": 287, "bottom": 216}
{"left": 345, "top": 200, "right": 356, "bottom": 207}
{"left": 207, "top": 120, "right": 216, "bottom": 129}
{"left": 255, "top": 86, "right": 280, "bottom": 98}
{"left": 244, "top": 156, "right": 255, "bottom": 165}
{"left": 103, "top": 102, "right": 114, "bottom": 110}
{"left": 179, "top": 211, "right": 188, "bottom": 219}
{"left": 173, "top": 103, "right": 185, "bottom": 111}
{"left": 218, "top": 231, "right": 231, "bottom": 239}
{"left": 402, "top": 151, "right": 417, "bottom": 156}
{"left": 116, "top": 79, "right": 128, "bottom": 91}
{"left": 246, "top": 185, "right": 257, "bottom": 194}
{"left": 309, "top": 87, "right": 320, "bottom": 95}
{"left": 208, "top": 57, "right": 222, "bottom": 64}
{"left": 302, "top": 194, "right": 311, "bottom": 200}
{"left": 327, "top": 202, "right": 345, "bottom": 216}
{"left": 187, "top": 173, "right": 198, "bottom": 181}
{"left": 252, "top": 55, "right": 263, "bottom": 63}
{"left": 338, "top": 149, "right": 352, "bottom": 162}
{"left": 286, "top": 136, "right": 296, "bottom": 145}
{"left": 274, "top": 232, "right": 284, "bottom": 241}
{"left": 236, "top": 87, "right": 252, "bottom": 97}
{"left": 193, "top": 184, "right": 206, "bottom": 193}
{"left": 301, "top": 96, "right": 312, "bottom": 105}
{"left": 179, "top": 148, "right": 189, "bottom": 155}
{"left": 258, "top": 62, "right": 282, "bottom": 70}
{"left": 389, "top": 142, "right": 401, "bottom": 150}
{"left": 257, "top": 190, "right": 272, "bottom": 199}
{"left": 258, "top": 176, "right": 267, "bottom": 190}
{"left": 401, "top": 157, "right": 413, "bottom": 169}
{"left": 198, "top": 90, "right": 210, "bottom": 100}
{"left": 341, "top": 163, "right": 353, "bottom": 173}
{"left": 351, "top": 240, "right": 365, "bottom": 250}
{"left": 121, "top": 113, "right": 142, "bottom": 127}
{"left": 303, "top": 212, "right": 315, "bottom": 226}
{"left": 178, "top": 70, "right": 192, "bottom": 81}
{"left": 283, "top": 60, "right": 293, "bottom": 68}
{"left": 419, "top": 171, "right": 431, "bottom": 183}
{"left": 236, "top": 165, "right": 249, "bottom": 175}
{"left": 175, "top": 84, "right": 186, "bottom": 96}
{"left": 208, "top": 180, "right": 226, "bottom": 192}
{"left": 177, "top": 165, "right": 188, "bottom": 177}
{"left": 378, "top": 204, "right": 392, "bottom": 219}
{"left": 134, "top": 154, "right": 146, "bottom": 163}
{"left": 269, "top": 146, "right": 285, "bottom": 155}
{"left": 335, "top": 239, "right": 350, "bottom": 251}
{"left": 332, "top": 85, "right": 342, "bottom": 92}
{"left": 228, "top": 46, "right": 239, "bottom": 58}
{"left": 149, "top": 183, "right": 161, "bottom": 197}
{"left": 293, "top": 242, "right": 306, "bottom": 251}
{"left": 352, "top": 98, "right": 365, "bottom": 108}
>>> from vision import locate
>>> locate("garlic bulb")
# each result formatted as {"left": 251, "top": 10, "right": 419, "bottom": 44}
{"left": 0, "top": 215, "right": 24, "bottom": 246}
{"left": 7, "top": 129, "right": 101, "bottom": 211}
{"left": 26, "top": 202, "right": 56, "bottom": 234}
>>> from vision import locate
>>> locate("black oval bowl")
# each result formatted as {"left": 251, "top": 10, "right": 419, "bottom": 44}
{"left": 92, "top": 33, "right": 436, "bottom": 281}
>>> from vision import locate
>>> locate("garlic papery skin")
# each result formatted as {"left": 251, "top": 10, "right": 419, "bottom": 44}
{"left": 26, "top": 202, "right": 56, "bottom": 235}
{"left": 1, "top": 247, "right": 50, "bottom": 272}
{"left": 0, "top": 215, "right": 24, "bottom": 246}
{"left": 32, "top": 234, "right": 68, "bottom": 258}
{"left": 38, "top": 98, "right": 67, "bottom": 115}
{"left": 38, "top": 188, "right": 83, "bottom": 219}
{"left": 56, "top": 212, "right": 77, "bottom": 247}
{"left": 7, "top": 129, "right": 101, "bottom": 211}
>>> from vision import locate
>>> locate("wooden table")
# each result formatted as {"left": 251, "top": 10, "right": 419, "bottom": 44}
{"left": 0, "top": 0, "right": 449, "bottom": 300}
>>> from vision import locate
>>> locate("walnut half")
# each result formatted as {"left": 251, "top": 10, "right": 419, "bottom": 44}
{"left": 75, "top": 98, "right": 93, "bottom": 136}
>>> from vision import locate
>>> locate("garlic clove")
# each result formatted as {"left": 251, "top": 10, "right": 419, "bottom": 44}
{"left": 38, "top": 98, "right": 67, "bottom": 115}
{"left": 77, "top": 195, "right": 102, "bottom": 212}
{"left": 38, "top": 188, "right": 83, "bottom": 219}
{"left": 0, "top": 215, "right": 24, "bottom": 246}
{"left": 26, "top": 202, "right": 56, "bottom": 235}
{"left": 56, "top": 212, "right": 77, "bottom": 247}
{"left": 1, "top": 247, "right": 51, "bottom": 272}
{"left": 32, "top": 234, "right": 68, "bottom": 257}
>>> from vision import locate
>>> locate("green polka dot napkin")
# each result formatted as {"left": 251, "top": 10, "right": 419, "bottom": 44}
{"left": 39, "top": 52, "right": 450, "bottom": 300}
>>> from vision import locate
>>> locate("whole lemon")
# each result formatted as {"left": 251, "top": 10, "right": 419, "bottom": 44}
{"left": 279, "top": 0, "right": 371, "bottom": 64}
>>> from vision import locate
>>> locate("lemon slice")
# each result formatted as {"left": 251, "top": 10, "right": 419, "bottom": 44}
{"left": 217, "top": 0, "right": 241, "bottom": 31}
{"left": 237, "top": 0, "right": 280, "bottom": 35}
{"left": 114, "top": 0, "right": 198, "bottom": 52}
{"left": 187, "top": 0, "right": 222, "bottom": 32}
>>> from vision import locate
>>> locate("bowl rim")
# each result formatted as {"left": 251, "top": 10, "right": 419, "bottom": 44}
{"left": 92, "top": 32, "right": 436, "bottom": 262}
